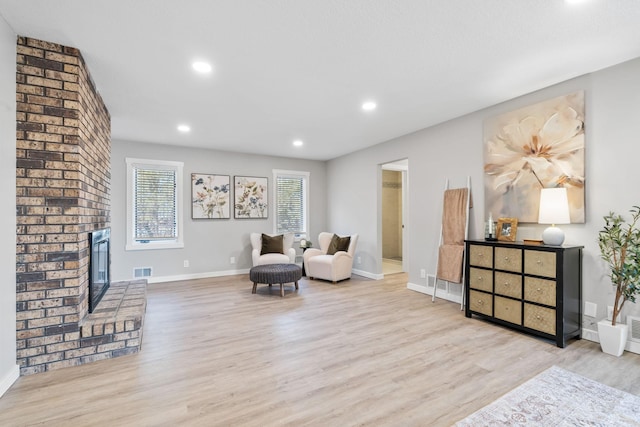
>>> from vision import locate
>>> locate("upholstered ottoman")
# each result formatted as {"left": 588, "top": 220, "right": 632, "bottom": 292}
{"left": 249, "top": 263, "right": 302, "bottom": 297}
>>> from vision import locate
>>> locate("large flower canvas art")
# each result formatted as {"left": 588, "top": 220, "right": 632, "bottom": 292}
{"left": 484, "top": 91, "right": 585, "bottom": 223}
{"left": 191, "top": 174, "right": 230, "bottom": 219}
{"left": 234, "top": 176, "right": 268, "bottom": 218}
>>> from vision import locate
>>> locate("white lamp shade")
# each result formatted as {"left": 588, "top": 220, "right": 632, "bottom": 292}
{"left": 538, "top": 188, "right": 570, "bottom": 225}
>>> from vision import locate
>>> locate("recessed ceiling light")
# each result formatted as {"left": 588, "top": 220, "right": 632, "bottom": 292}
{"left": 362, "top": 101, "right": 377, "bottom": 111}
{"left": 177, "top": 124, "right": 191, "bottom": 133}
{"left": 293, "top": 140, "right": 303, "bottom": 147}
{"left": 192, "top": 61, "right": 212, "bottom": 73}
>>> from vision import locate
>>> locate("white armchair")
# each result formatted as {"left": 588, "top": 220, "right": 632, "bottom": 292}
{"left": 250, "top": 232, "right": 296, "bottom": 266}
{"left": 303, "top": 232, "right": 358, "bottom": 282}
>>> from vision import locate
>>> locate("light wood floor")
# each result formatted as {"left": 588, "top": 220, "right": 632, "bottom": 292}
{"left": 1, "top": 273, "right": 639, "bottom": 426}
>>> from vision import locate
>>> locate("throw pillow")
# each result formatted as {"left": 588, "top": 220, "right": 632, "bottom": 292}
{"left": 326, "top": 234, "right": 351, "bottom": 255}
{"left": 261, "top": 233, "right": 284, "bottom": 255}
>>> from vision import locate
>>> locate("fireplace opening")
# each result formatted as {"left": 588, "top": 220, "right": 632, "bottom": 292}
{"left": 89, "top": 228, "right": 111, "bottom": 313}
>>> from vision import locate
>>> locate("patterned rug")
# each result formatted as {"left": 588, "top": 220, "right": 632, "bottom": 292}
{"left": 456, "top": 366, "right": 640, "bottom": 426}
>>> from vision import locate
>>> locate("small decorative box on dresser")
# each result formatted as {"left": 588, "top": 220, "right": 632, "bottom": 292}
{"left": 464, "top": 239, "right": 583, "bottom": 348}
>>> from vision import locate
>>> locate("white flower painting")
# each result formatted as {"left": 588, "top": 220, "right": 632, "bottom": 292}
{"left": 484, "top": 91, "right": 585, "bottom": 223}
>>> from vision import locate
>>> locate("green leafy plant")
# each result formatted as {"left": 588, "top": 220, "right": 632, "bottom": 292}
{"left": 598, "top": 206, "right": 640, "bottom": 326}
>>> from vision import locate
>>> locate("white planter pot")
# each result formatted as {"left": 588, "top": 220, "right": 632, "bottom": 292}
{"left": 597, "top": 320, "right": 629, "bottom": 357}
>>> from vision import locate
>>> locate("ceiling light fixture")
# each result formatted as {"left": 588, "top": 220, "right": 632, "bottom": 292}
{"left": 362, "top": 101, "right": 377, "bottom": 111}
{"left": 177, "top": 124, "right": 191, "bottom": 133}
{"left": 192, "top": 61, "right": 212, "bottom": 73}
{"left": 293, "top": 140, "right": 303, "bottom": 147}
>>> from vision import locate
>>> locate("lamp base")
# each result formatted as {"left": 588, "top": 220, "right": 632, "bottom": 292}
{"left": 542, "top": 226, "right": 565, "bottom": 246}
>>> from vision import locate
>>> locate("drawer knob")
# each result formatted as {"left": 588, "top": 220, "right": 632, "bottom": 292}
{"left": 537, "top": 259, "right": 542, "bottom": 264}
{"left": 537, "top": 288, "right": 542, "bottom": 292}
{"left": 536, "top": 315, "right": 541, "bottom": 320}
{"left": 504, "top": 257, "right": 509, "bottom": 261}
{"left": 503, "top": 282, "right": 509, "bottom": 286}
{"left": 479, "top": 253, "right": 484, "bottom": 257}
{"left": 477, "top": 276, "right": 483, "bottom": 281}
{"left": 478, "top": 300, "right": 483, "bottom": 304}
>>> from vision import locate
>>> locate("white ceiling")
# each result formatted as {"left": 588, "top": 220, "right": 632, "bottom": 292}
{"left": 1, "top": 1, "right": 640, "bottom": 161}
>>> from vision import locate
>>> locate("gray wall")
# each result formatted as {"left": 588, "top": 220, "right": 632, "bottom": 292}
{"left": 110, "top": 140, "right": 327, "bottom": 282}
{"left": 326, "top": 57, "right": 640, "bottom": 334}
{"left": 0, "top": 19, "right": 18, "bottom": 394}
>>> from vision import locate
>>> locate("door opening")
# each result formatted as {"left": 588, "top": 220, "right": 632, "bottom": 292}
{"left": 381, "top": 159, "right": 407, "bottom": 275}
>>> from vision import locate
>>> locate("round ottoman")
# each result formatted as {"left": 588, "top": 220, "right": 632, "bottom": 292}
{"left": 250, "top": 263, "right": 302, "bottom": 297}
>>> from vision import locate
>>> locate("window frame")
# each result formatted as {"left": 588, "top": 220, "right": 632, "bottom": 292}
{"left": 126, "top": 158, "right": 184, "bottom": 251}
{"left": 272, "top": 169, "right": 310, "bottom": 239}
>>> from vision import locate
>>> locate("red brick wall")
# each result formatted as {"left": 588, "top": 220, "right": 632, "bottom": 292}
{"left": 15, "top": 37, "right": 111, "bottom": 375}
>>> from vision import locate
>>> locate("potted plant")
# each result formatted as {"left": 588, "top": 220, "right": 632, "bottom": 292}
{"left": 597, "top": 206, "right": 640, "bottom": 356}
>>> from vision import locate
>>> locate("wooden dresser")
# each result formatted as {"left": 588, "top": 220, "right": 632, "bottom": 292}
{"left": 464, "top": 239, "right": 583, "bottom": 347}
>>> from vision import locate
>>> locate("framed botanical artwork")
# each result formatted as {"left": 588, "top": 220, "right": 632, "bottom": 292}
{"left": 191, "top": 173, "right": 230, "bottom": 219}
{"left": 234, "top": 176, "right": 268, "bottom": 219}
{"left": 497, "top": 217, "right": 518, "bottom": 242}
{"left": 483, "top": 91, "right": 585, "bottom": 224}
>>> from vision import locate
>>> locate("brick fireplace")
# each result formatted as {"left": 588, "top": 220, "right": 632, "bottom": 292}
{"left": 15, "top": 37, "right": 144, "bottom": 375}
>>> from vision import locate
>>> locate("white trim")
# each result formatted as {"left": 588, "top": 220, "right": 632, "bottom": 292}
{"left": 407, "top": 281, "right": 463, "bottom": 305}
{"left": 125, "top": 158, "right": 184, "bottom": 251}
{"left": 581, "top": 327, "right": 640, "bottom": 355}
{"left": 0, "top": 364, "right": 19, "bottom": 397}
{"left": 352, "top": 269, "right": 384, "bottom": 280}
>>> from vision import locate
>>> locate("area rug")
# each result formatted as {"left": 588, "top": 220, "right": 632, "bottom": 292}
{"left": 456, "top": 365, "right": 640, "bottom": 426}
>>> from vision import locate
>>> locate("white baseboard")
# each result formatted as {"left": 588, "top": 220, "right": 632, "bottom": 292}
{"left": 0, "top": 364, "right": 19, "bottom": 397}
{"left": 581, "top": 327, "right": 640, "bottom": 355}
{"left": 111, "top": 268, "right": 251, "bottom": 284}
{"left": 119, "top": 268, "right": 383, "bottom": 284}
{"left": 352, "top": 269, "right": 383, "bottom": 280}
{"left": 407, "top": 281, "right": 462, "bottom": 305}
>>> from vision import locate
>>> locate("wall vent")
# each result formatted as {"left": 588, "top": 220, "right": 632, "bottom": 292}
{"left": 628, "top": 316, "right": 640, "bottom": 343}
{"left": 133, "top": 267, "right": 152, "bottom": 278}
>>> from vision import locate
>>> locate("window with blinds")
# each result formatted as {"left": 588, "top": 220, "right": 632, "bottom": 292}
{"left": 126, "top": 158, "right": 184, "bottom": 250}
{"left": 134, "top": 167, "right": 177, "bottom": 240}
{"left": 274, "top": 170, "right": 309, "bottom": 235}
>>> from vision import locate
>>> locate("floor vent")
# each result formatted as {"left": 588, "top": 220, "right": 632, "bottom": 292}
{"left": 133, "top": 267, "right": 152, "bottom": 278}
{"left": 628, "top": 316, "right": 640, "bottom": 343}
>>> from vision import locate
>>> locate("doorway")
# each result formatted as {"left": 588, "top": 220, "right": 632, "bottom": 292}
{"left": 381, "top": 159, "right": 407, "bottom": 275}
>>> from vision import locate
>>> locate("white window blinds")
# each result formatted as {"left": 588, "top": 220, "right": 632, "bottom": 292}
{"left": 133, "top": 167, "right": 177, "bottom": 240}
{"left": 274, "top": 170, "right": 309, "bottom": 234}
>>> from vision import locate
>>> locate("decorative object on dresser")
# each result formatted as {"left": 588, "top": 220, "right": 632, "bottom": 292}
{"left": 464, "top": 239, "right": 583, "bottom": 348}
{"left": 538, "top": 187, "right": 571, "bottom": 246}
{"left": 496, "top": 217, "right": 517, "bottom": 242}
{"left": 597, "top": 206, "right": 640, "bottom": 356}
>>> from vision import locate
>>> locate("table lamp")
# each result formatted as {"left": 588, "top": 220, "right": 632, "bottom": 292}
{"left": 538, "top": 187, "right": 571, "bottom": 246}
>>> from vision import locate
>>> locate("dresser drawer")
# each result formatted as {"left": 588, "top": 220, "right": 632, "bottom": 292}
{"left": 524, "top": 304, "right": 556, "bottom": 335}
{"left": 469, "top": 267, "right": 493, "bottom": 292}
{"left": 469, "top": 290, "right": 493, "bottom": 316}
{"left": 524, "top": 277, "right": 556, "bottom": 307}
{"left": 469, "top": 244, "right": 493, "bottom": 268}
{"left": 495, "top": 247, "right": 522, "bottom": 273}
{"left": 524, "top": 250, "right": 557, "bottom": 278}
{"left": 494, "top": 271, "right": 522, "bottom": 298}
{"left": 495, "top": 296, "right": 521, "bottom": 325}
